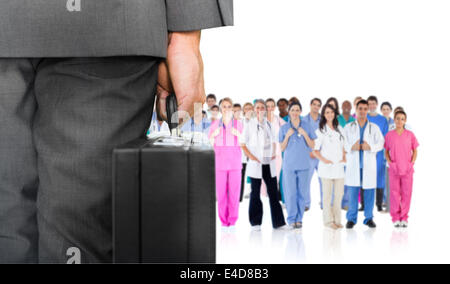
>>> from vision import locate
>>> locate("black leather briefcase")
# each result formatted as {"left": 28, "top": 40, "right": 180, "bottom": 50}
{"left": 112, "top": 136, "right": 216, "bottom": 264}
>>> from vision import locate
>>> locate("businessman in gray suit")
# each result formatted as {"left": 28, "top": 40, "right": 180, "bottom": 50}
{"left": 0, "top": 0, "right": 233, "bottom": 263}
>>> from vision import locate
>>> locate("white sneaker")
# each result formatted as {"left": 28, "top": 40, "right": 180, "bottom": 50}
{"left": 401, "top": 221, "right": 408, "bottom": 228}
{"left": 275, "top": 225, "right": 291, "bottom": 231}
{"left": 394, "top": 221, "right": 401, "bottom": 228}
{"left": 251, "top": 225, "right": 261, "bottom": 232}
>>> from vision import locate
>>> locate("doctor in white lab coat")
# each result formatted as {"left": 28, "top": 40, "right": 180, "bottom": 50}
{"left": 242, "top": 100, "right": 286, "bottom": 230}
{"left": 147, "top": 112, "right": 170, "bottom": 137}
{"left": 344, "top": 100, "right": 384, "bottom": 229}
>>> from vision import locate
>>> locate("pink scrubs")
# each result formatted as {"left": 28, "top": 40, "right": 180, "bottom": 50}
{"left": 384, "top": 129, "right": 419, "bottom": 223}
{"left": 209, "top": 119, "right": 243, "bottom": 227}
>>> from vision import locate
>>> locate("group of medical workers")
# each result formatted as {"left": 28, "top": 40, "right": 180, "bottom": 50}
{"left": 147, "top": 94, "right": 419, "bottom": 231}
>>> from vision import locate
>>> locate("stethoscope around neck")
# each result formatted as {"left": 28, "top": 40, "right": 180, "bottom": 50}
{"left": 351, "top": 120, "right": 373, "bottom": 135}
{"left": 289, "top": 120, "right": 303, "bottom": 137}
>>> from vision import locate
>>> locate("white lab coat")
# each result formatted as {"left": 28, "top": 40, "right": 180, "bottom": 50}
{"left": 314, "top": 125, "right": 346, "bottom": 179}
{"left": 243, "top": 118, "right": 277, "bottom": 179}
{"left": 343, "top": 121, "right": 384, "bottom": 189}
{"left": 147, "top": 116, "right": 170, "bottom": 137}
{"left": 241, "top": 118, "right": 250, "bottom": 164}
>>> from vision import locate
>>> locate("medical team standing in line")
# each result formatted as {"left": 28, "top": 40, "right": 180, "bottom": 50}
{"left": 147, "top": 95, "right": 419, "bottom": 230}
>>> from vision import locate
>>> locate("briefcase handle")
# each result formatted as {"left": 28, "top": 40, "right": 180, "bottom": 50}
{"left": 166, "top": 93, "right": 179, "bottom": 136}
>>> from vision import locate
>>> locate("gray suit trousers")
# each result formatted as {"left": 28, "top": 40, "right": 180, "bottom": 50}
{"left": 0, "top": 57, "right": 159, "bottom": 263}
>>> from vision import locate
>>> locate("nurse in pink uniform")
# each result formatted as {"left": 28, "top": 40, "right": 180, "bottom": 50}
{"left": 384, "top": 110, "right": 419, "bottom": 228}
{"left": 209, "top": 98, "right": 244, "bottom": 229}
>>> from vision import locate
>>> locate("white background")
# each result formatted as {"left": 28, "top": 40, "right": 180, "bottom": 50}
{"left": 201, "top": 0, "right": 450, "bottom": 264}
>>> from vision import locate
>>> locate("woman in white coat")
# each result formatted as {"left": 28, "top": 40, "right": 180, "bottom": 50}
{"left": 313, "top": 104, "right": 346, "bottom": 230}
{"left": 344, "top": 100, "right": 384, "bottom": 229}
{"left": 241, "top": 100, "right": 286, "bottom": 231}
{"left": 266, "top": 98, "right": 286, "bottom": 198}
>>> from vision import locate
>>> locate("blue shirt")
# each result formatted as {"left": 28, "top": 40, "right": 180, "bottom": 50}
{"left": 279, "top": 119, "right": 317, "bottom": 171}
{"left": 359, "top": 121, "right": 368, "bottom": 169}
{"left": 303, "top": 113, "right": 321, "bottom": 165}
{"left": 387, "top": 117, "right": 394, "bottom": 127}
{"left": 181, "top": 118, "right": 211, "bottom": 134}
{"left": 303, "top": 113, "right": 320, "bottom": 132}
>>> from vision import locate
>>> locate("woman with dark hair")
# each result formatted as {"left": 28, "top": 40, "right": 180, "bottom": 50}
{"left": 266, "top": 98, "right": 286, "bottom": 201}
{"left": 325, "top": 97, "right": 340, "bottom": 116}
{"left": 385, "top": 111, "right": 419, "bottom": 228}
{"left": 279, "top": 102, "right": 316, "bottom": 229}
{"left": 380, "top": 101, "right": 394, "bottom": 213}
{"left": 381, "top": 102, "right": 394, "bottom": 127}
{"left": 313, "top": 104, "right": 346, "bottom": 229}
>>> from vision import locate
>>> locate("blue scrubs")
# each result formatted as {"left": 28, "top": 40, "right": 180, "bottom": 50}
{"left": 347, "top": 169, "right": 375, "bottom": 224}
{"left": 180, "top": 117, "right": 211, "bottom": 134}
{"left": 279, "top": 120, "right": 317, "bottom": 225}
{"left": 302, "top": 114, "right": 321, "bottom": 208}
{"left": 279, "top": 115, "right": 303, "bottom": 204}
{"left": 367, "top": 114, "right": 388, "bottom": 189}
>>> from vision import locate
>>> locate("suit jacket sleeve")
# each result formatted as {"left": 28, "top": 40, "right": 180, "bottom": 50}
{"left": 166, "top": 0, "right": 234, "bottom": 31}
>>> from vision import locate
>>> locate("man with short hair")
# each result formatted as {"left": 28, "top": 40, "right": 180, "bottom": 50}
{"left": 367, "top": 96, "right": 389, "bottom": 212}
{"left": 277, "top": 98, "right": 289, "bottom": 121}
{"left": 338, "top": 101, "right": 355, "bottom": 128}
{"left": 233, "top": 103, "right": 242, "bottom": 121}
{"left": 206, "top": 94, "right": 218, "bottom": 119}
{"left": 303, "top": 98, "right": 322, "bottom": 210}
{"left": 344, "top": 100, "right": 384, "bottom": 229}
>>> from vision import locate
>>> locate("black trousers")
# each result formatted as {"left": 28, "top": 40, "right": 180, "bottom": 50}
{"left": 376, "top": 188, "right": 384, "bottom": 208}
{"left": 249, "top": 165, "right": 286, "bottom": 228}
{"left": 239, "top": 163, "right": 247, "bottom": 202}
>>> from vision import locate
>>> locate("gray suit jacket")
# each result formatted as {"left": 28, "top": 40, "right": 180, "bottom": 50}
{"left": 0, "top": 0, "right": 233, "bottom": 58}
